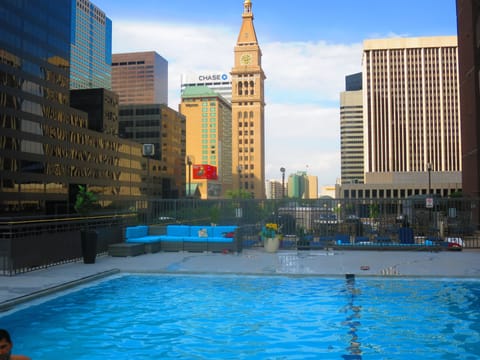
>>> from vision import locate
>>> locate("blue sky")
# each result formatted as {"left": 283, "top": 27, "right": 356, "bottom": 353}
{"left": 93, "top": 0, "right": 457, "bottom": 189}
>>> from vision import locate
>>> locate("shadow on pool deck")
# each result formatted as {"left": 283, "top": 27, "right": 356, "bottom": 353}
{"left": 1, "top": 249, "right": 480, "bottom": 310}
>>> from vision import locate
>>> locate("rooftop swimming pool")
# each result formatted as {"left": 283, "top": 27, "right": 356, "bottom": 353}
{"left": 3, "top": 274, "right": 480, "bottom": 359}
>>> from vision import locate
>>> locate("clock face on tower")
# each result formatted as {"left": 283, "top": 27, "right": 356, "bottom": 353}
{"left": 240, "top": 53, "right": 252, "bottom": 65}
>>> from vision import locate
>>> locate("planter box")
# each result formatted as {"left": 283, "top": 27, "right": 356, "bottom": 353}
{"left": 264, "top": 236, "right": 280, "bottom": 253}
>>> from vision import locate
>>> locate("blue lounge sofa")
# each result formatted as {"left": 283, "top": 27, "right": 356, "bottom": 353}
{"left": 160, "top": 225, "right": 238, "bottom": 252}
{"left": 125, "top": 225, "right": 163, "bottom": 253}
{"left": 121, "top": 224, "right": 239, "bottom": 253}
{"left": 157, "top": 225, "right": 189, "bottom": 251}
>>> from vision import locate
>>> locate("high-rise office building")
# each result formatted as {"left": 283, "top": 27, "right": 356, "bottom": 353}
{"left": 118, "top": 104, "right": 186, "bottom": 198}
{"left": 306, "top": 175, "right": 319, "bottom": 199}
{"left": 112, "top": 52, "right": 168, "bottom": 105}
{"left": 457, "top": 0, "right": 480, "bottom": 198}
{"left": 340, "top": 73, "right": 364, "bottom": 184}
{"left": 266, "top": 180, "right": 284, "bottom": 199}
{"left": 287, "top": 172, "right": 318, "bottom": 199}
{"left": 70, "top": 88, "right": 119, "bottom": 136}
{"left": 181, "top": 72, "right": 232, "bottom": 103}
{"left": 231, "top": 0, "right": 266, "bottom": 199}
{"left": 287, "top": 172, "right": 307, "bottom": 199}
{"left": 70, "top": 0, "right": 112, "bottom": 90}
{"left": 338, "top": 36, "right": 462, "bottom": 199}
{"left": 345, "top": 72, "right": 362, "bottom": 91}
{"left": 180, "top": 86, "right": 232, "bottom": 198}
{"left": 363, "top": 37, "right": 460, "bottom": 174}
{"left": 0, "top": 1, "right": 146, "bottom": 214}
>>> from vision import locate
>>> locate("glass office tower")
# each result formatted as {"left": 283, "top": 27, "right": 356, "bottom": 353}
{"left": 0, "top": 1, "right": 144, "bottom": 215}
{"left": 70, "top": 0, "right": 112, "bottom": 90}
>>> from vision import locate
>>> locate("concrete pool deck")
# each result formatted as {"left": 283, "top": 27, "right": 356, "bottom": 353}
{"left": 2, "top": 248, "right": 480, "bottom": 309}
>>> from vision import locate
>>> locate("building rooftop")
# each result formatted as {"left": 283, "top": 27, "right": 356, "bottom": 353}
{"left": 363, "top": 36, "right": 458, "bottom": 50}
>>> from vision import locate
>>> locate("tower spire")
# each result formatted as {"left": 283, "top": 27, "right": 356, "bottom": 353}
{"left": 237, "top": 0, "right": 258, "bottom": 45}
{"left": 243, "top": 0, "right": 252, "bottom": 16}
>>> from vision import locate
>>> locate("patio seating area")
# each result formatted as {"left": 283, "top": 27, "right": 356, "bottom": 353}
{"left": 108, "top": 224, "right": 239, "bottom": 256}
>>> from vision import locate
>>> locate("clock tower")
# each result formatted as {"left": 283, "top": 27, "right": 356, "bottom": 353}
{"left": 231, "top": 0, "right": 266, "bottom": 199}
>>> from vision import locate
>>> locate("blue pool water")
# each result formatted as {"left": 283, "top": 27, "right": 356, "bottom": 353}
{"left": 2, "top": 274, "right": 480, "bottom": 359}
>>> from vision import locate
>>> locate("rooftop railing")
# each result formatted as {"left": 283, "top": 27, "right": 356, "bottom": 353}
{"left": 1, "top": 197, "right": 479, "bottom": 275}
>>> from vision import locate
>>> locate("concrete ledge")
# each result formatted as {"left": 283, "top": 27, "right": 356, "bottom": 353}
{"left": 108, "top": 243, "right": 145, "bottom": 257}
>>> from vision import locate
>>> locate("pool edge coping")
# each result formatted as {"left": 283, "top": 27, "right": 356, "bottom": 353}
{"left": 0, "top": 269, "right": 120, "bottom": 313}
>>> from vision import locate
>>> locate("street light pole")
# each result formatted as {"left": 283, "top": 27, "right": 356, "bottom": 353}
{"left": 187, "top": 156, "right": 192, "bottom": 198}
{"left": 237, "top": 165, "right": 242, "bottom": 193}
{"left": 427, "top": 163, "right": 432, "bottom": 194}
{"left": 280, "top": 167, "right": 285, "bottom": 199}
{"left": 427, "top": 162, "right": 433, "bottom": 232}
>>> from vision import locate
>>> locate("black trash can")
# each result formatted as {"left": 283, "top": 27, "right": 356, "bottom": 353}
{"left": 81, "top": 229, "right": 98, "bottom": 264}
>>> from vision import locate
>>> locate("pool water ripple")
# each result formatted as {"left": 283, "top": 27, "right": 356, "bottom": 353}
{"left": 2, "top": 274, "right": 480, "bottom": 359}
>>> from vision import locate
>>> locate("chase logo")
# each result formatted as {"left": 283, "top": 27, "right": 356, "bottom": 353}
{"left": 198, "top": 74, "right": 230, "bottom": 81}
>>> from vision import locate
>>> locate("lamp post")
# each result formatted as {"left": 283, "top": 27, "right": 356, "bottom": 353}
{"left": 237, "top": 165, "right": 243, "bottom": 192}
{"left": 427, "top": 163, "right": 432, "bottom": 194}
{"left": 427, "top": 163, "right": 433, "bottom": 231}
{"left": 236, "top": 165, "right": 243, "bottom": 218}
{"left": 142, "top": 144, "right": 155, "bottom": 197}
{"left": 187, "top": 156, "right": 192, "bottom": 198}
{"left": 280, "top": 167, "right": 286, "bottom": 198}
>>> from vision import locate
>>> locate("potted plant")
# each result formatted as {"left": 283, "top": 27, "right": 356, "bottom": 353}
{"left": 74, "top": 185, "right": 98, "bottom": 264}
{"left": 261, "top": 223, "right": 282, "bottom": 252}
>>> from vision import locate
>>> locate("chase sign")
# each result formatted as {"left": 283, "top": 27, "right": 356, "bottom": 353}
{"left": 198, "top": 73, "right": 229, "bottom": 82}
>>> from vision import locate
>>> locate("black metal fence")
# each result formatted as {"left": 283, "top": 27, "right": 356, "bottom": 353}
{"left": 1, "top": 196, "right": 479, "bottom": 275}
{"left": 0, "top": 214, "right": 134, "bottom": 275}
{"left": 141, "top": 197, "right": 480, "bottom": 248}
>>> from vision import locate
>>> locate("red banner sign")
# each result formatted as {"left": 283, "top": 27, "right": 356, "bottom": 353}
{"left": 193, "top": 164, "right": 218, "bottom": 180}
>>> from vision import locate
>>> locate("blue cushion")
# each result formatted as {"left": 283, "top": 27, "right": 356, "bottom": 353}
{"left": 208, "top": 237, "right": 234, "bottom": 243}
{"left": 158, "top": 235, "right": 184, "bottom": 242}
{"left": 166, "top": 225, "right": 190, "bottom": 237}
{"left": 185, "top": 237, "right": 209, "bottom": 242}
{"left": 335, "top": 234, "right": 350, "bottom": 244}
{"left": 126, "top": 235, "right": 161, "bottom": 243}
{"left": 190, "top": 226, "right": 213, "bottom": 238}
{"left": 126, "top": 226, "right": 149, "bottom": 239}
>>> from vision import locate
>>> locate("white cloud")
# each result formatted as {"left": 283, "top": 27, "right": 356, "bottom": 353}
{"left": 110, "top": 20, "right": 362, "bottom": 187}
{"left": 265, "top": 103, "right": 340, "bottom": 185}
{"left": 262, "top": 41, "right": 362, "bottom": 103}
{"left": 112, "top": 21, "right": 236, "bottom": 105}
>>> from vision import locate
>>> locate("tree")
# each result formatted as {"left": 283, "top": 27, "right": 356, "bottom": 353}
{"left": 369, "top": 203, "right": 380, "bottom": 219}
{"left": 225, "top": 189, "right": 253, "bottom": 199}
{"left": 74, "top": 185, "right": 98, "bottom": 216}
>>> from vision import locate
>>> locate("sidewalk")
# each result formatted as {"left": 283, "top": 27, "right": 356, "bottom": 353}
{"left": 2, "top": 248, "right": 480, "bottom": 310}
